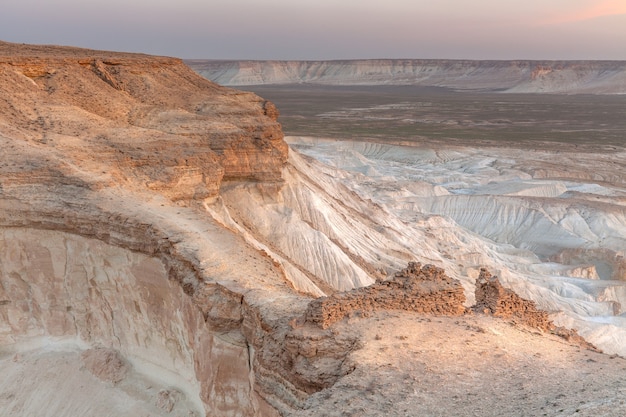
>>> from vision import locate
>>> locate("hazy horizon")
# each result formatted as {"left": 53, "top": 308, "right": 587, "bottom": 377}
{"left": 2, "top": 0, "right": 626, "bottom": 60}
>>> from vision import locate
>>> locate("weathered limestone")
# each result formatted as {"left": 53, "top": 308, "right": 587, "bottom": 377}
{"left": 302, "top": 263, "right": 598, "bottom": 356}
{"left": 474, "top": 268, "right": 599, "bottom": 351}
{"left": 0, "top": 40, "right": 291, "bottom": 417}
{"left": 0, "top": 40, "right": 288, "bottom": 201}
{"left": 0, "top": 41, "right": 392, "bottom": 416}
{"left": 0, "top": 228, "right": 271, "bottom": 416}
{"left": 474, "top": 268, "right": 551, "bottom": 330}
{"left": 81, "top": 348, "right": 129, "bottom": 384}
{"left": 305, "top": 262, "right": 467, "bottom": 329}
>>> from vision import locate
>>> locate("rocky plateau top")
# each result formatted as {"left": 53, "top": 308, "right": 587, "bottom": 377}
{"left": 0, "top": 40, "right": 287, "bottom": 201}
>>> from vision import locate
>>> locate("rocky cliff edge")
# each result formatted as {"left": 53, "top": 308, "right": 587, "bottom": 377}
{"left": 0, "top": 42, "right": 621, "bottom": 417}
{"left": 0, "top": 40, "right": 294, "bottom": 417}
{"left": 0, "top": 41, "right": 287, "bottom": 201}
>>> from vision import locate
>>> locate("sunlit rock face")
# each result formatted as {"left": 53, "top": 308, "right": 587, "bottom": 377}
{"left": 187, "top": 59, "right": 626, "bottom": 93}
{"left": 0, "top": 228, "right": 275, "bottom": 417}
{"left": 0, "top": 41, "right": 287, "bottom": 201}
{"left": 0, "top": 41, "right": 289, "bottom": 416}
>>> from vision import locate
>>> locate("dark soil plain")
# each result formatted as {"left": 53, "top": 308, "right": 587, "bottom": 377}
{"left": 238, "top": 85, "right": 626, "bottom": 149}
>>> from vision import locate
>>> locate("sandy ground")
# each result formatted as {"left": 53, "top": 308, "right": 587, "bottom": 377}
{"left": 290, "top": 311, "right": 626, "bottom": 417}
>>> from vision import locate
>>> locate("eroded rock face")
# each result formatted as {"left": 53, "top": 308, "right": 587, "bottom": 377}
{"left": 305, "top": 262, "right": 466, "bottom": 329}
{"left": 0, "top": 41, "right": 292, "bottom": 416}
{"left": 474, "top": 268, "right": 551, "bottom": 330}
{"left": 0, "top": 228, "right": 271, "bottom": 416}
{"left": 0, "top": 41, "right": 402, "bottom": 417}
{"left": 81, "top": 348, "right": 129, "bottom": 384}
{"left": 474, "top": 268, "right": 598, "bottom": 351}
{"left": 0, "top": 41, "right": 287, "bottom": 201}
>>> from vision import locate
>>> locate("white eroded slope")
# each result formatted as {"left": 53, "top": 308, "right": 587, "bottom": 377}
{"left": 211, "top": 136, "right": 626, "bottom": 355}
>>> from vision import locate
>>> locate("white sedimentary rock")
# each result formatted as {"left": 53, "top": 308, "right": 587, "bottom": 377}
{"left": 216, "top": 136, "right": 626, "bottom": 354}
{"left": 187, "top": 59, "right": 626, "bottom": 94}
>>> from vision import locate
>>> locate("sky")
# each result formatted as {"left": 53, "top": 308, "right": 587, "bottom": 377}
{"left": 1, "top": 0, "right": 626, "bottom": 60}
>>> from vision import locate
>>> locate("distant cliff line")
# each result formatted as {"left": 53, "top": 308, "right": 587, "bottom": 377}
{"left": 186, "top": 59, "right": 626, "bottom": 94}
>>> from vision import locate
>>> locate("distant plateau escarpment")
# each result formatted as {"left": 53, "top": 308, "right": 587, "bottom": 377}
{"left": 186, "top": 59, "right": 626, "bottom": 93}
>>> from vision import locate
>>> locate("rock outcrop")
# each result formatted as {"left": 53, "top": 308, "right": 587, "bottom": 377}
{"left": 474, "top": 268, "right": 599, "bottom": 351}
{"left": 302, "top": 263, "right": 598, "bottom": 354}
{"left": 0, "top": 41, "right": 447, "bottom": 417}
{"left": 305, "top": 262, "right": 466, "bottom": 329}
{"left": 0, "top": 40, "right": 291, "bottom": 417}
{"left": 474, "top": 268, "right": 551, "bottom": 330}
{"left": 81, "top": 347, "right": 129, "bottom": 384}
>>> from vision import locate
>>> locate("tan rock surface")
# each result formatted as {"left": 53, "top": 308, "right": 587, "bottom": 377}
{"left": 305, "top": 262, "right": 466, "bottom": 329}
{"left": 0, "top": 40, "right": 287, "bottom": 201}
{"left": 81, "top": 348, "right": 129, "bottom": 384}
{"left": 2, "top": 41, "right": 626, "bottom": 417}
{"left": 289, "top": 312, "right": 626, "bottom": 417}
{"left": 0, "top": 40, "right": 290, "bottom": 416}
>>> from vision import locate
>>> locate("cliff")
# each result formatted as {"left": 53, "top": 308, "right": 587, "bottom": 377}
{"left": 2, "top": 41, "right": 625, "bottom": 417}
{"left": 0, "top": 41, "right": 443, "bottom": 417}
{"left": 186, "top": 59, "right": 626, "bottom": 93}
{"left": 0, "top": 41, "right": 287, "bottom": 201}
{"left": 0, "top": 40, "right": 294, "bottom": 416}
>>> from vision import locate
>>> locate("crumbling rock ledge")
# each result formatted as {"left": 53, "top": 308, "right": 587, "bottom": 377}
{"left": 304, "top": 262, "right": 598, "bottom": 353}
{"left": 475, "top": 268, "right": 599, "bottom": 351}
{"left": 474, "top": 268, "right": 551, "bottom": 330}
{"left": 305, "top": 262, "right": 466, "bottom": 329}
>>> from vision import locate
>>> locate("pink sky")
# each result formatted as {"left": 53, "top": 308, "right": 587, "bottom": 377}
{"left": 1, "top": 0, "right": 625, "bottom": 59}
{"left": 541, "top": 0, "right": 626, "bottom": 24}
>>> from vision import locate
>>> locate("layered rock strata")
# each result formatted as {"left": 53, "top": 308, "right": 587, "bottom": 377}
{"left": 186, "top": 59, "right": 626, "bottom": 93}
{"left": 0, "top": 40, "right": 291, "bottom": 416}
{"left": 474, "top": 268, "right": 598, "bottom": 351}
{"left": 0, "top": 41, "right": 421, "bottom": 416}
{"left": 0, "top": 41, "right": 288, "bottom": 201}
{"left": 305, "top": 262, "right": 467, "bottom": 329}
{"left": 474, "top": 268, "right": 551, "bottom": 330}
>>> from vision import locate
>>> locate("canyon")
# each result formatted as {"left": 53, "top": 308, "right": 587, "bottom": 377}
{"left": 1, "top": 40, "right": 626, "bottom": 416}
